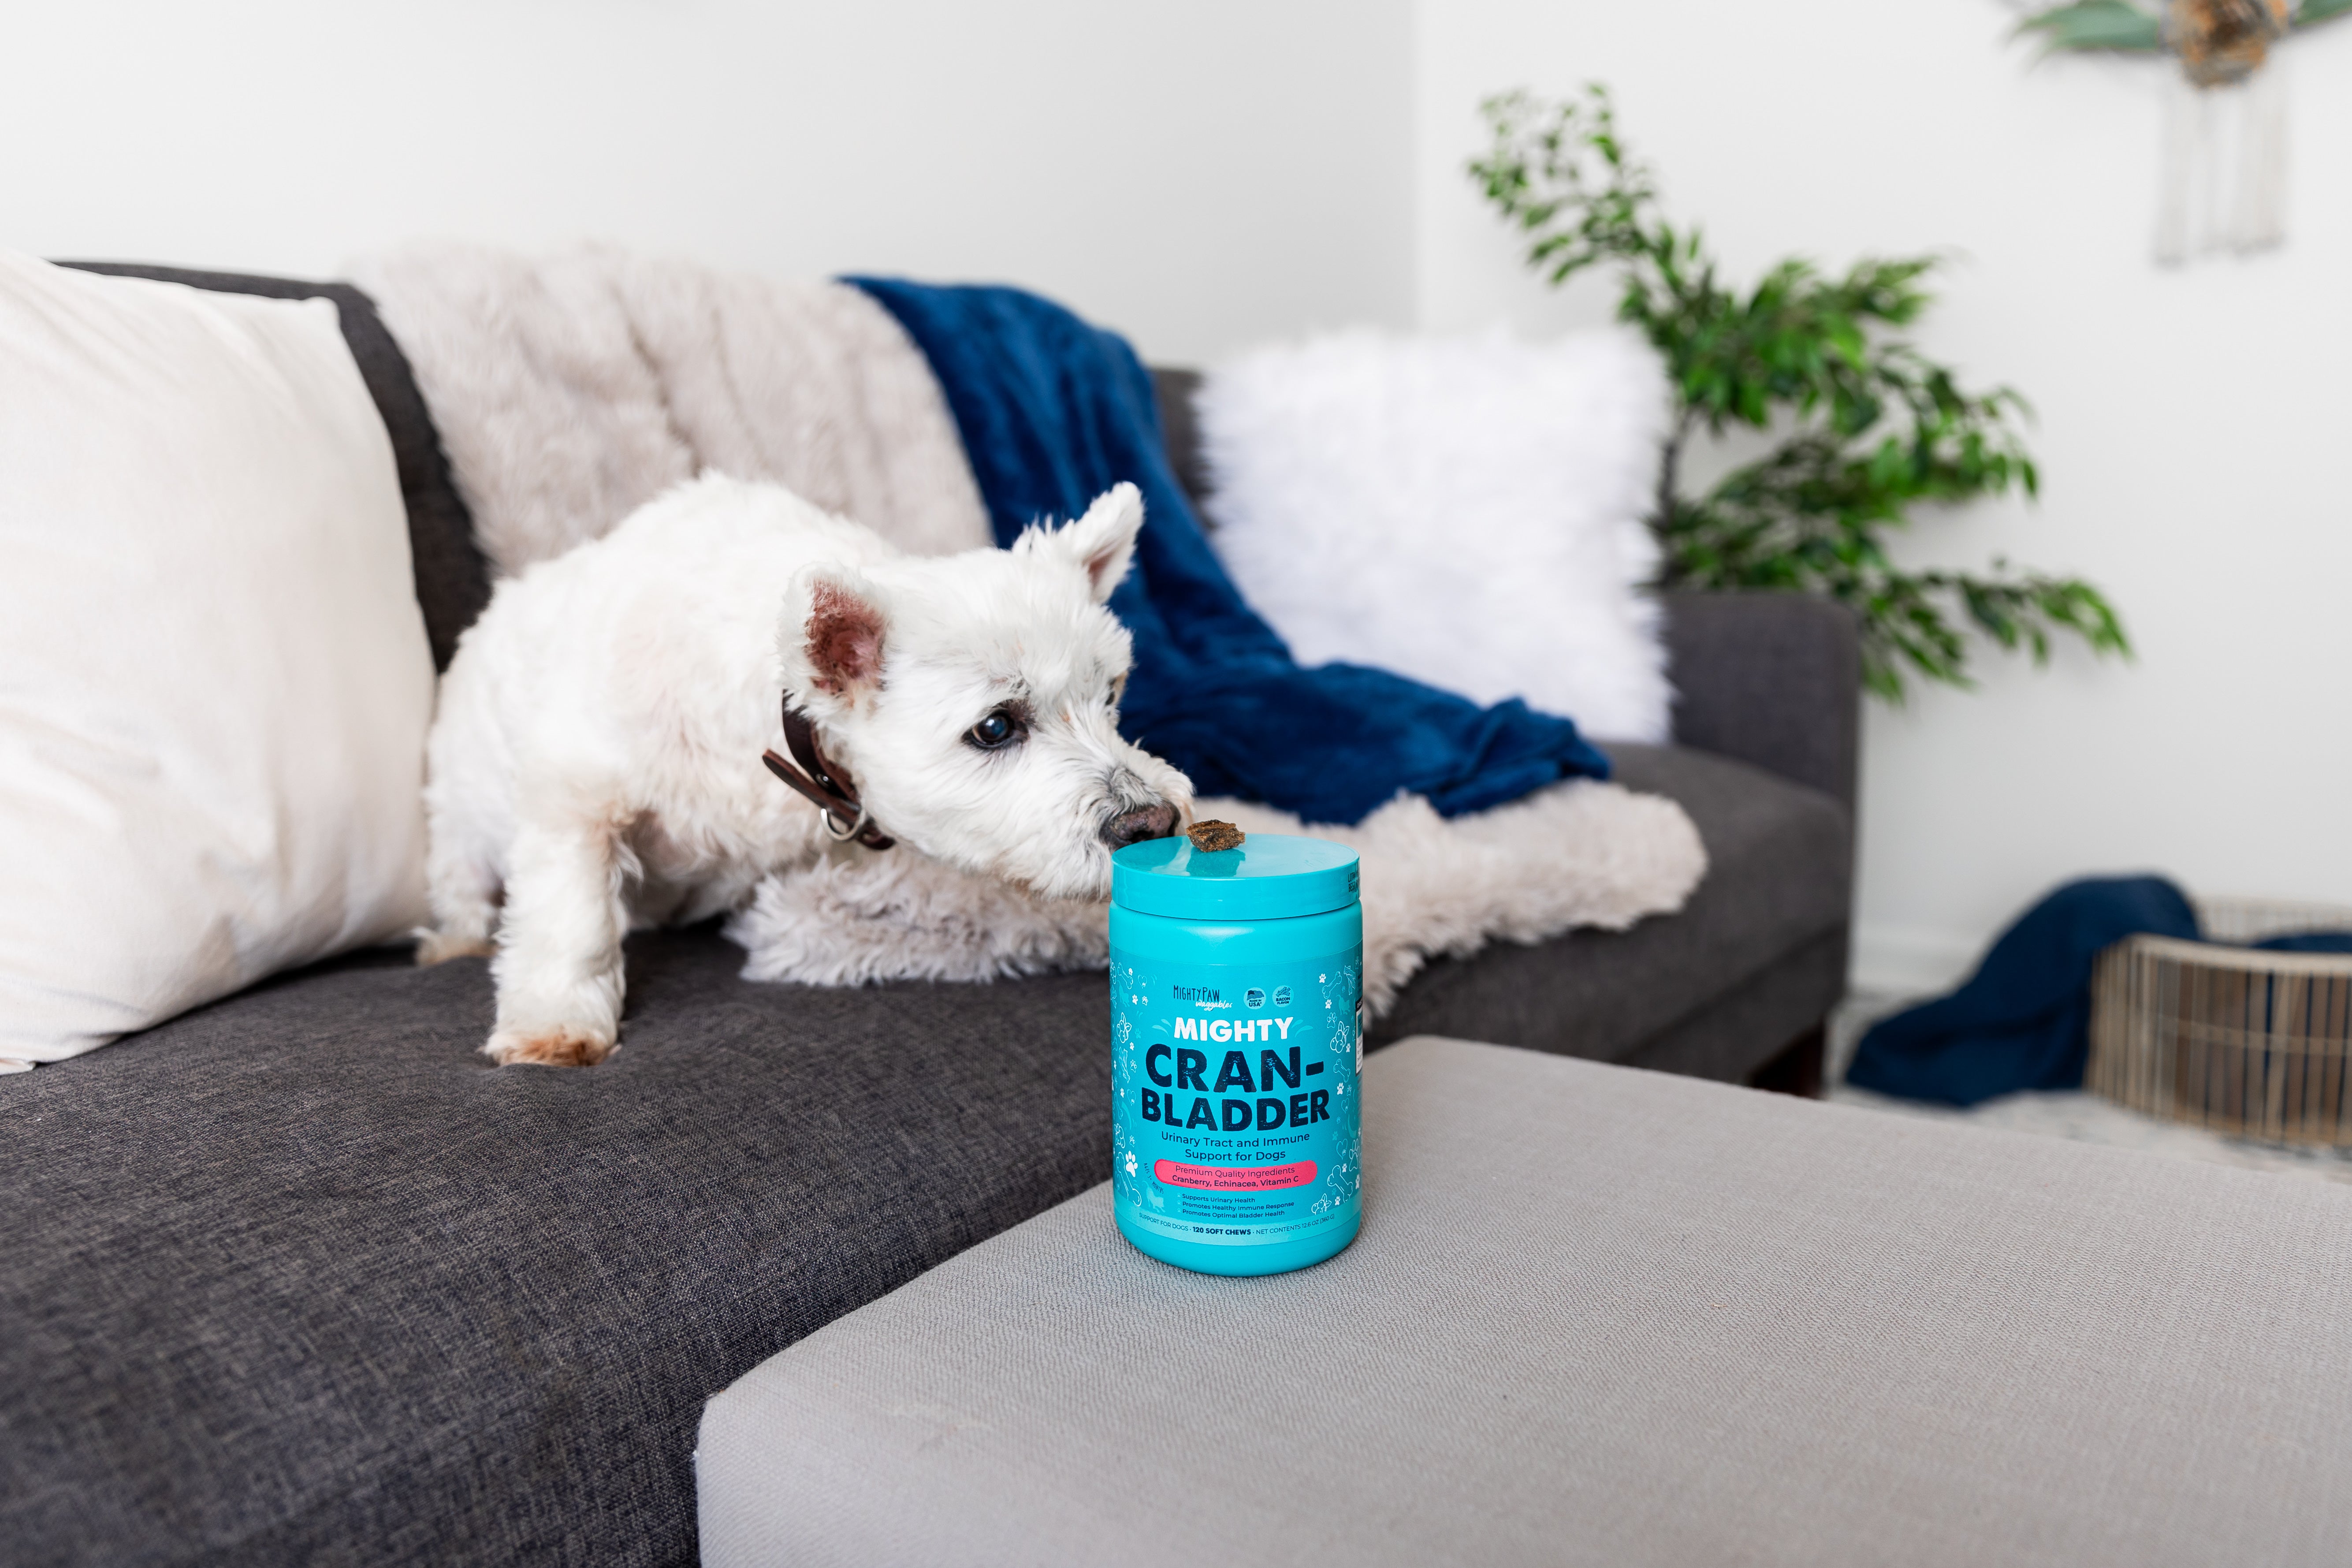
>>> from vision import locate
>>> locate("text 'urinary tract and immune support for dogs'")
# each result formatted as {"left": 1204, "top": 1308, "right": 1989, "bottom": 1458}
{"left": 1109, "top": 827, "right": 1362, "bottom": 1276}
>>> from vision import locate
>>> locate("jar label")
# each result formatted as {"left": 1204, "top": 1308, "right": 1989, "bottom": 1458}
{"left": 1111, "top": 948, "right": 1362, "bottom": 1249}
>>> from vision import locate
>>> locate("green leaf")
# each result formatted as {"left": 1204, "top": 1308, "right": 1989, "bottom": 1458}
{"left": 2015, "top": 1, "right": 2164, "bottom": 52}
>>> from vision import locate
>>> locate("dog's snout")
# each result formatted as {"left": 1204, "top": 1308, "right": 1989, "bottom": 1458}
{"left": 1100, "top": 802, "right": 1179, "bottom": 850}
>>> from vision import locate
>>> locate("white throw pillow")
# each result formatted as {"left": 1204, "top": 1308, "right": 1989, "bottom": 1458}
{"left": 1198, "top": 327, "right": 1675, "bottom": 743}
{"left": 0, "top": 253, "right": 435, "bottom": 1069}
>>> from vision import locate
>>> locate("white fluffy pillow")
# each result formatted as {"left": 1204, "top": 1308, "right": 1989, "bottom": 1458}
{"left": 1198, "top": 327, "right": 1675, "bottom": 742}
{"left": 0, "top": 253, "right": 435, "bottom": 1069}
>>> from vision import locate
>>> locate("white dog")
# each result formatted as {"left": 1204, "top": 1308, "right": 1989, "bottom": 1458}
{"left": 419, "top": 474, "right": 1189, "bottom": 1067}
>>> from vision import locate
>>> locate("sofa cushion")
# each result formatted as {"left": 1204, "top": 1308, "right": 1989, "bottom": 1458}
{"left": 0, "top": 936, "right": 1113, "bottom": 1567}
{"left": 1192, "top": 327, "right": 1675, "bottom": 744}
{"left": 59, "top": 263, "right": 492, "bottom": 673}
{"left": 1370, "top": 742, "right": 1852, "bottom": 1076}
{"left": 0, "top": 254, "right": 439, "bottom": 1067}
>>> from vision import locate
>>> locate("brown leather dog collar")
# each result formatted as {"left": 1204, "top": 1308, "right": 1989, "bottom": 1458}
{"left": 761, "top": 695, "right": 895, "bottom": 850}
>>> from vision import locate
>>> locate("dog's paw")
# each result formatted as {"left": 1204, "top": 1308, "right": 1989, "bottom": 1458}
{"left": 483, "top": 1025, "right": 618, "bottom": 1068}
{"left": 415, "top": 928, "right": 495, "bottom": 966}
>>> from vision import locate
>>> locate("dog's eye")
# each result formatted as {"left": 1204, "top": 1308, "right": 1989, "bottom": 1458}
{"left": 966, "top": 707, "right": 1024, "bottom": 751}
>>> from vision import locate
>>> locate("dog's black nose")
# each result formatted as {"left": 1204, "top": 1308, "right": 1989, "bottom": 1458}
{"left": 1101, "top": 803, "right": 1179, "bottom": 849}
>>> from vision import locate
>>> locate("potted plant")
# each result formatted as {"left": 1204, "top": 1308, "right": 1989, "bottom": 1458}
{"left": 1472, "top": 85, "right": 2128, "bottom": 698}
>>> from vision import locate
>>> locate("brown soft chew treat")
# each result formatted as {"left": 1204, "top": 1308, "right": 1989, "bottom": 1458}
{"left": 1187, "top": 819, "right": 1245, "bottom": 852}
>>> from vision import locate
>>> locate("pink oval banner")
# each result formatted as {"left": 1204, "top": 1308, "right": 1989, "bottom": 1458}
{"left": 1153, "top": 1159, "right": 1318, "bottom": 1192}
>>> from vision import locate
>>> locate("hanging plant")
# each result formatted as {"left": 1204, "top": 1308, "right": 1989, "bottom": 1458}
{"left": 1471, "top": 85, "right": 2129, "bottom": 700}
{"left": 2018, "top": 0, "right": 2346, "bottom": 78}
{"left": 2016, "top": 1, "right": 2348, "bottom": 258}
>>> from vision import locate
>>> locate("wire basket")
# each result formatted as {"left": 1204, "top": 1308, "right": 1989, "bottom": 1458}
{"left": 2088, "top": 897, "right": 2352, "bottom": 1145}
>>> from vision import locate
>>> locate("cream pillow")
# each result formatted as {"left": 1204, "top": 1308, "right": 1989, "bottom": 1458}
{"left": 0, "top": 253, "right": 435, "bottom": 1069}
{"left": 1198, "top": 327, "right": 1676, "bottom": 743}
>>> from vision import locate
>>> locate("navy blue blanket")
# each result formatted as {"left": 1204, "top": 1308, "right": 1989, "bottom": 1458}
{"left": 1846, "top": 875, "right": 2352, "bottom": 1106}
{"left": 846, "top": 279, "right": 1610, "bottom": 824}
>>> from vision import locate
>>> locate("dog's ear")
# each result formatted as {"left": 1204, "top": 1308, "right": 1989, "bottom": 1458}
{"left": 1054, "top": 483, "right": 1144, "bottom": 603}
{"left": 780, "top": 566, "right": 889, "bottom": 705}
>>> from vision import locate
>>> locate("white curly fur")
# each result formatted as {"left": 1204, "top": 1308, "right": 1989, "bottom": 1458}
{"left": 422, "top": 476, "right": 1186, "bottom": 1066}
{"left": 1198, "top": 326, "right": 1675, "bottom": 742}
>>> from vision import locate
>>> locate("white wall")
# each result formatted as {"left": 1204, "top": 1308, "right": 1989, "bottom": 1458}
{"left": 1415, "top": 0, "right": 2352, "bottom": 991}
{"left": 13, "top": 0, "right": 2344, "bottom": 990}
{"left": 0, "top": 0, "right": 1414, "bottom": 366}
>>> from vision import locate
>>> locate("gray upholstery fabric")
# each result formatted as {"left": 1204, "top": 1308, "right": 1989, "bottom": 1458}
{"left": 1150, "top": 367, "right": 1213, "bottom": 519}
{"left": 700, "top": 1036, "right": 2352, "bottom": 1568}
{"left": 1623, "top": 925, "right": 1848, "bottom": 1082}
{"left": 1659, "top": 589, "right": 1862, "bottom": 811}
{"left": 1371, "top": 744, "right": 1851, "bottom": 1078}
{"left": 0, "top": 933, "right": 1113, "bottom": 1568}
{"left": 56, "top": 262, "right": 492, "bottom": 671}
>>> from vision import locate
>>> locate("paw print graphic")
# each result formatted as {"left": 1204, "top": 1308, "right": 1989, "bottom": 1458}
{"left": 1124, "top": 1151, "right": 1138, "bottom": 1177}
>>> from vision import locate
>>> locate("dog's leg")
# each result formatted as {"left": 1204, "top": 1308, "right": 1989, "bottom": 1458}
{"left": 416, "top": 673, "right": 510, "bottom": 965}
{"left": 417, "top": 817, "right": 501, "bottom": 965}
{"left": 484, "top": 811, "right": 633, "bottom": 1067}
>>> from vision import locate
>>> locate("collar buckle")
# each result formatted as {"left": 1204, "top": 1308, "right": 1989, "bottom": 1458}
{"left": 760, "top": 694, "right": 895, "bottom": 851}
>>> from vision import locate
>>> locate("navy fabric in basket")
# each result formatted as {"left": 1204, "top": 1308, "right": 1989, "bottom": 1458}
{"left": 1846, "top": 876, "right": 2199, "bottom": 1107}
{"left": 846, "top": 278, "right": 1609, "bottom": 825}
{"left": 1848, "top": 875, "right": 2352, "bottom": 1107}
{"left": 2254, "top": 931, "right": 2352, "bottom": 954}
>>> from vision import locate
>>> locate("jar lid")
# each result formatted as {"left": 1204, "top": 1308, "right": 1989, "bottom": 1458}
{"left": 1111, "top": 832, "right": 1360, "bottom": 921}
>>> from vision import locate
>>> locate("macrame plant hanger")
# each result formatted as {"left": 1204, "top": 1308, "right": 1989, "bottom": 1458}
{"left": 2156, "top": 0, "right": 2290, "bottom": 261}
{"left": 2018, "top": 0, "right": 2346, "bottom": 264}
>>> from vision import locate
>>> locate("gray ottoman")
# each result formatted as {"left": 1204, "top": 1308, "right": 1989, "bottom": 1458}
{"left": 697, "top": 1036, "right": 2352, "bottom": 1568}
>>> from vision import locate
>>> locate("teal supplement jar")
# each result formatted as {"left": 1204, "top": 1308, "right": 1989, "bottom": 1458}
{"left": 1108, "top": 831, "right": 1363, "bottom": 1277}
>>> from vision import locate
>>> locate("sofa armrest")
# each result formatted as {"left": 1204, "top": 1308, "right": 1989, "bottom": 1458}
{"left": 1659, "top": 590, "right": 1860, "bottom": 813}
{"left": 1152, "top": 368, "right": 1213, "bottom": 516}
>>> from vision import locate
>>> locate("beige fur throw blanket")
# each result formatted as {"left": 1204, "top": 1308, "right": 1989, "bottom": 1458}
{"left": 360, "top": 244, "right": 1706, "bottom": 1006}
{"left": 352, "top": 244, "right": 991, "bottom": 571}
{"left": 731, "top": 783, "right": 1705, "bottom": 1019}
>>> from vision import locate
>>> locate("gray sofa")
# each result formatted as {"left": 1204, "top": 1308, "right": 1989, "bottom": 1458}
{"left": 0, "top": 267, "right": 1859, "bottom": 1567}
